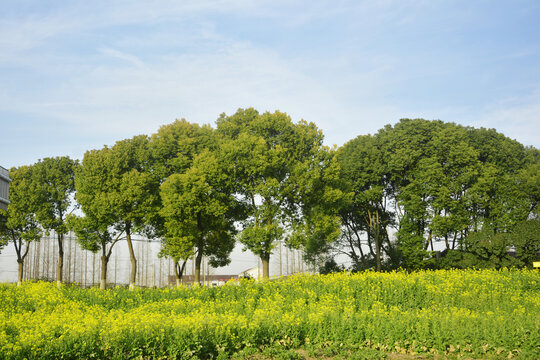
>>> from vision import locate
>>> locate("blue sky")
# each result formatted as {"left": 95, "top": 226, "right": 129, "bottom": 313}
{"left": 1, "top": 0, "right": 540, "bottom": 168}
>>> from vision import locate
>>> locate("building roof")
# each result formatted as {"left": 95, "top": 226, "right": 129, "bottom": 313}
{"left": 168, "top": 275, "right": 238, "bottom": 283}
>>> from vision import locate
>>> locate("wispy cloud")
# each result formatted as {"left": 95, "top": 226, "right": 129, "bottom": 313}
{"left": 99, "top": 47, "right": 145, "bottom": 68}
{"left": 1, "top": 0, "right": 539, "bottom": 168}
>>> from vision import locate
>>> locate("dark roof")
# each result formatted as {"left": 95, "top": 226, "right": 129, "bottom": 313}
{"left": 168, "top": 274, "right": 238, "bottom": 283}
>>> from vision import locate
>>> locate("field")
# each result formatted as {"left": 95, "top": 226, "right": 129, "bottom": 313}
{"left": 0, "top": 269, "right": 538, "bottom": 359}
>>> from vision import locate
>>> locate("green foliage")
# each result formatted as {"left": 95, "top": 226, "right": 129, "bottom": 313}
{"left": 0, "top": 166, "right": 42, "bottom": 283}
{"left": 76, "top": 135, "right": 158, "bottom": 232}
{"left": 396, "top": 219, "right": 430, "bottom": 270}
{"left": 67, "top": 214, "right": 117, "bottom": 254}
{"left": 337, "top": 118, "right": 538, "bottom": 270}
{"left": 217, "top": 108, "right": 344, "bottom": 275}
{"left": 460, "top": 226, "right": 520, "bottom": 269}
{"left": 318, "top": 258, "right": 345, "bottom": 274}
{"left": 509, "top": 219, "right": 540, "bottom": 267}
{"left": 0, "top": 166, "right": 42, "bottom": 246}
{"left": 149, "top": 119, "right": 216, "bottom": 182}
{"left": 76, "top": 135, "right": 160, "bottom": 287}
{"left": 160, "top": 150, "right": 238, "bottom": 268}
{"left": 32, "top": 157, "right": 78, "bottom": 236}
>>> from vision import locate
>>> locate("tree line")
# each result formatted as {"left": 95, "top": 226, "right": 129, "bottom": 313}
{"left": 1, "top": 109, "right": 538, "bottom": 288}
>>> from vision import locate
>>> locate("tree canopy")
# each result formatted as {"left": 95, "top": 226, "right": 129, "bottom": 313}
{"left": 4, "top": 111, "right": 538, "bottom": 281}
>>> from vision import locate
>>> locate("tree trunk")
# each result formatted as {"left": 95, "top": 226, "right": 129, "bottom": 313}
{"left": 57, "top": 233, "right": 64, "bottom": 288}
{"left": 261, "top": 253, "right": 270, "bottom": 278}
{"left": 17, "top": 259, "right": 23, "bottom": 286}
{"left": 194, "top": 250, "right": 203, "bottom": 286}
{"left": 174, "top": 260, "right": 187, "bottom": 288}
{"left": 375, "top": 233, "right": 381, "bottom": 272}
{"left": 100, "top": 255, "right": 108, "bottom": 290}
{"left": 125, "top": 225, "right": 136, "bottom": 290}
{"left": 366, "top": 232, "right": 376, "bottom": 257}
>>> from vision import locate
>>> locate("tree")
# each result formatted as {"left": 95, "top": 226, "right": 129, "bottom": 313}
{"left": 76, "top": 135, "right": 159, "bottom": 289}
{"left": 336, "top": 134, "right": 396, "bottom": 270}
{"left": 148, "top": 119, "right": 219, "bottom": 276}
{"left": 0, "top": 166, "right": 41, "bottom": 285}
{"left": 460, "top": 225, "right": 521, "bottom": 269}
{"left": 515, "top": 154, "right": 540, "bottom": 218}
{"left": 68, "top": 214, "right": 123, "bottom": 289}
{"left": 287, "top": 144, "right": 345, "bottom": 269}
{"left": 160, "top": 151, "right": 239, "bottom": 285}
{"left": 32, "top": 157, "right": 77, "bottom": 287}
{"left": 217, "top": 108, "right": 341, "bottom": 278}
{"left": 337, "top": 119, "right": 537, "bottom": 270}
{"left": 508, "top": 219, "right": 540, "bottom": 268}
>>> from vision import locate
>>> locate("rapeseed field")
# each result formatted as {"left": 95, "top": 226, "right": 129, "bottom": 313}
{"left": 0, "top": 269, "right": 538, "bottom": 359}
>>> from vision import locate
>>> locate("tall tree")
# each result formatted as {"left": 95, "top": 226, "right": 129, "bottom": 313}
{"left": 76, "top": 135, "right": 158, "bottom": 289}
{"left": 287, "top": 144, "right": 345, "bottom": 269}
{"left": 336, "top": 134, "right": 396, "bottom": 270}
{"left": 337, "top": 119, "right": 538, "bottom": 270}
{"left": 160, "top": 150, "right": 239, "bottom": 285}
{"left": 0, "top": 166, "right": 42, "bottom": 285}
{"left": 33, "top": 157, "right": 77, "bottom": 286}
{"left": 148, "top": 119, "right": 219, "bottom": 273}
{"left": 217, "top": 108, "right": 339, "bottom": 278}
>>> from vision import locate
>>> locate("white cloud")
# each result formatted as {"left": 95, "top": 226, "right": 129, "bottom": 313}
{"left": 99, "top": 48, "right": 145, "bottom": 68}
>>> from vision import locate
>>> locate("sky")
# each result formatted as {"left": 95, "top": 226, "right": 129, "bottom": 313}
{"left": 1, "top": 0, "right": 539, "bottom": 169}
{"left": 1, "top": 1, "right": 540, "bottom": 281}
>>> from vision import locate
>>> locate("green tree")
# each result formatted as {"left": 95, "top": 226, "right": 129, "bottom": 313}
{"left": 508, "top": 219, "right": 540, "bottom": 267}
{"left": 461, "top": 225, "right": 521, "bottom": 268}
{"left": 0, "top": 166, "right": 42, "bottom": 285}
{"left": 32, "top": 157, "right": 77, "bottom": 286}
{"left": 338, "top": 119, "right": 537, "bottom": 270}
{"left": 217, "top": 108, "right": 340, "bottom": 278}
{"left": 68, "top": 214, "right": 124, "bottom": 289}
{"left": 336, "top": 134, "right": 396, "bottom": 270}
{"left": 287, "top": 144, "right": 345, "bottom": 270}
{"left": 76, "top": 135, "right": 158, "bottom": 289}
{"left": 516, "top": 154, "right": 540, "bottom": 218}
{"left": 148, "top": 119, "right": 219, "bottom": 274}
{"left": 160, "top": 151, "right": 239, "bottom": 285}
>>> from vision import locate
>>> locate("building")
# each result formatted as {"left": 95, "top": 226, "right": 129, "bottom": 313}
{"left": 238, "top": 266, "right": 262, "bottom": 280}
{"left": 0, "top": 166, "right": 10, "bottom": 211}
{"left": 168, "top": 274, "right": 238, "bottom": 287}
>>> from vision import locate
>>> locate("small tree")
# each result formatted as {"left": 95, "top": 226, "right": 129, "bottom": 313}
{"left": 0, "top": 166, "right": 42, "bottom": 286}
{"left": 68, "top": 214, "right": 124, "bottom": 289}
{"left": 76, "top": 136, "right": 159, "bottom": 290}
{"left": 32, "top": 157, "right": 77, "bottom": 287}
